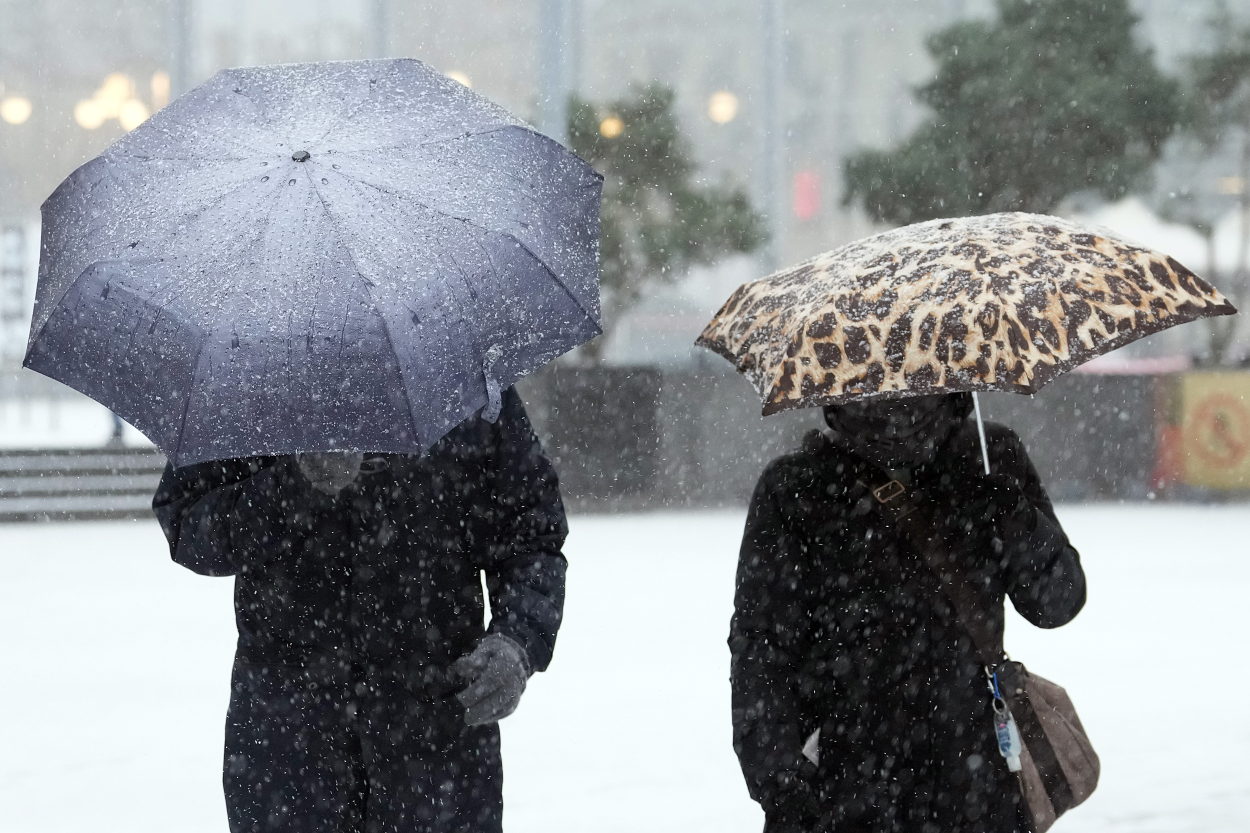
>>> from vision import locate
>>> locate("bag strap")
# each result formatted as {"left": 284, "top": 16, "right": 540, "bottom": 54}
{"left": 843, "top": 447, "right": 1082, "bottom": 818}
{"left": 859, "top": 461, "right": 1081, "bottom": 817}
{"left": 852, "top": 460, "right": 1004, "bottom": 668}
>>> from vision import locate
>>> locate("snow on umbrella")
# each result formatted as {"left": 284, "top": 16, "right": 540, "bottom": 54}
{"left": 24, "top": 59, "right": 602, "bottom": 467}
{"left": 697, "top": 212, "right": 1236, "bottom": 415}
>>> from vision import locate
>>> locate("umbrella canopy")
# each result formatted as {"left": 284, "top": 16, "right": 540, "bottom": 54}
{"left": 697, "top": 213, "right": 1236, "bottom": 415}
{"left": 25, "top": 59, "right": 602, "bottom": 466}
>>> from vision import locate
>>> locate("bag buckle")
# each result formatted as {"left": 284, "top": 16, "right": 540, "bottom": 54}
{"left": 872, "top": 480, "right": 906, "bottom": 504}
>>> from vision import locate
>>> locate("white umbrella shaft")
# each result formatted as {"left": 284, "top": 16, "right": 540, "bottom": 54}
{"left": 972, "top": 392, "right": 990, "bottom": 475}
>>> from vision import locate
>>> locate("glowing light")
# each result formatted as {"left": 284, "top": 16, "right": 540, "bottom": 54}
{"left": 0, "top": 96, "right": 32, "bottom": 125}
{"left": 1219, "top": 176, "right": 1245, "bottom": 195}
{"left": 98, "top": 73, "right": 135, "bottom": 106}
{"left": 445, "top": 70, "right": 472, "bottom": 88}
{"left": 75, "top": 73, "right": 151, "bottom": 131}
{"left": 599, "top": 115, "right": 624, "bottom": 138}
{"left": 119, "top": 99, "right": 150, "bottom": 131}
{"left": 151, "top": 71, "right": 171, "bottom": 109}
{"left": 708, "top": 91, "right": 739, "bottom": 124}
{"left": 793, "top": 170, "right": 820, "bottom": 220}
{"left": 74, "top": 99, "right": 105, "bottom": 129}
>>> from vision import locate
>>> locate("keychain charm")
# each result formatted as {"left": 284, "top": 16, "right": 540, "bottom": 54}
{"left": 987, "top": 670, "right": 1023, "bottom": 772}
{"left": 992, "top": 698, "right": 1023, "bottom": 772}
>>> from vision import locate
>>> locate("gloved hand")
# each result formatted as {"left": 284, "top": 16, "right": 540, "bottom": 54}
{"left": 962, "top": 465, "right": 1032, "bottom": 536}
{"left": 981, "top": 472, "right": 1037, "bottom": 542}
{"left": 451, "top": 633, "right": 531, "bottom": 726}
{"left": 296, "top": 451, "right": 364, "bottom": 495}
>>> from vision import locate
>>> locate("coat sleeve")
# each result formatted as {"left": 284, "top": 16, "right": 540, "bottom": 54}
{"left": 987, "top": 425, "right": 1087, "bottom": 629}
{"left": 473, "top": 387, "right": 569, "bottom": 674}
{"left": 728, "top": 463, "right": 815, "bottom": 811}
{"left": 151, "top": 455, "right": 315, "bottom": 577}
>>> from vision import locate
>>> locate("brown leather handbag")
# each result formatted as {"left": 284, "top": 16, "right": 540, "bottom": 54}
{"left": 869, "top": 474, "right": 1100, "bottom": 832}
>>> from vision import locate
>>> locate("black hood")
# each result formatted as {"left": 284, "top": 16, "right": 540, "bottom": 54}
{"left": 822, "top": 393, "right": 973, "bottom": 469}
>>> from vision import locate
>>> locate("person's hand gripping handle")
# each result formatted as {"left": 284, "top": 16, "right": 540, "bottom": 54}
{"left": 451, "top": 633, "right": 531, "bottom": 725}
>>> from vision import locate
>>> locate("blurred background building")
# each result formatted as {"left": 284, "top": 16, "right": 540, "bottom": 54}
{"left": 1, "top": 0, "right": 1248, "bottom": 504}
{"left": 1, "top": 0, "right": 1243, "bottom": 375}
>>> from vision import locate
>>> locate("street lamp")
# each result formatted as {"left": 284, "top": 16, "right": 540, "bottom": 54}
{"left": 74, "top": 99, "right": 106, "bottom": 129}
{"left": 599, "top": 115, "right": 624, "bottom": 138}
{"left": 708, "top": 91, "right": 738, "bottom": 124}
{"left": 74, "top": 73, "right": 152, "bottom": 131}
{"left": 0, "top": 96, "right": 32, "bottom": 125}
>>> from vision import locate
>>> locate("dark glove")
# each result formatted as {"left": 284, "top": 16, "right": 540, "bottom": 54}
{"left": 977, "top": 472, "right": 1068, "bottom": 584}
{"left": 970, "top": 470, "right": 1036, "bottom": 542}
{"left": 451, "top": 633, "right": 531, "bottom": 726}
{"left": 296, "top": 451, "right": 363, "bottom": 495}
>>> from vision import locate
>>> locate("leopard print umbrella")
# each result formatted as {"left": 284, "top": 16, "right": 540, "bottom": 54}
{"left": 697, "top": 212, "right": 1237, "bottom": 415}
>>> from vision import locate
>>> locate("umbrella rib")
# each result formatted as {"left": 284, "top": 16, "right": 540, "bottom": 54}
{"left": 369, "top": 312, "right": 419, "bottom": 444}
{"left": 164, "top": 188, "right": 289, "bottom": 461}
{"left": 116, "top": 152, "right": 254, "bottom": 164}
{"left": 162, "top": 175, "right": 292, "bottom": 263}
{"left": 461, "top": 216, "right": 598, "bottom": 327}
{"left": 443, "top": 247, "right": 490, "bottom": 369}
{"left": 90, "top": 168, "right": 275, "bottom": 264}
{"left": 113, "top": 122, "right": 281, "bottom": 163}
{"left": 114, "top": 126, "right": 507, "bottom": 168}
{"left": 307, "top": 62, "right": 403, "bottom": 147}
{"left": 342, "top": 176, "right": 598, "bottom": 325}
{"left": 180, "top": 177, "right": 273, "bottom": 222}
{"left": 330, "top": 125, "right": 514, "bottom": 156}
{"left": 306, "top": 181, "right": 421, "bottom": 446}
{"left": 170, "top": 336, "right": 210, "bottom": 466}
{"left": 494, "top": 228, "right": 599, "bottom": 326}
{"left": 32, "top": 173, "right": 279, "bottom": 357}
{"left": 333, "top": 123, "right": 573, "bottom": 161}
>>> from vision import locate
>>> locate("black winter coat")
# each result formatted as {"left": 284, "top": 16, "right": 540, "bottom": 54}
{"left": 152, "top": 388, "right": 566, "bottom": 833}
{"left": 153, "top": 387, "right": 566, "bottom": 680}
{"left": 730, "top": 421, "right": 1086, "bottom": 833}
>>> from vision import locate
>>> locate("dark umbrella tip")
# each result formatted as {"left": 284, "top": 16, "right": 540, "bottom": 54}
{"left": 292, "top": 150, "right": 310, "bottom": 162}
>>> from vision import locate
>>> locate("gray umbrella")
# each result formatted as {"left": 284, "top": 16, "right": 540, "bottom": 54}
{"left": 25, "top": 59, "right": 601, "bottom": 467}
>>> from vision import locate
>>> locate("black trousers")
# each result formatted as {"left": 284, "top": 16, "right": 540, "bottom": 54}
{"left": 224, "top": 662, "right": 503, "bottom": 833}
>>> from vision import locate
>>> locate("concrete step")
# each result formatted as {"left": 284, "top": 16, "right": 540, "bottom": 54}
{"left": 0, "top": 447, "right": 168, "bottom": 522}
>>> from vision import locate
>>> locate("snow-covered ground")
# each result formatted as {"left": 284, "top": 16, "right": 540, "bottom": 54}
{"left": 1, "top": 506, "right": 1247, "bottom": 833}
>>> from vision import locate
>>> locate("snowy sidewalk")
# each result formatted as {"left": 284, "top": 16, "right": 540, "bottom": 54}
{"left": 1, "top": 506, "right": 1247, "bottom": 832}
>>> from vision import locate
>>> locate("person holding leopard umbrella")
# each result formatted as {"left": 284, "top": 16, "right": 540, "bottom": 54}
{"left": 697, "top": 214, "right": 1237, "bottom": 833}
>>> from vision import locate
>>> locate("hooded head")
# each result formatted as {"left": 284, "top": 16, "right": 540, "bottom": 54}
{"left": 823, "top": 392, "right": 972, "bottom": 469}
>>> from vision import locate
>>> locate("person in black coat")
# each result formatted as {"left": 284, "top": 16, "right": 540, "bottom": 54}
{"left": 729, "top": 393, "right": 1086, "bottom": 833}
{"left": 152, "top": 388, "right": 566, "bottom": 833}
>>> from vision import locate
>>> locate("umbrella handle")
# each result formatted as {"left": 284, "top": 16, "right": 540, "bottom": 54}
{"left": 972, "top": 392, "right": 991, "bottom": 475}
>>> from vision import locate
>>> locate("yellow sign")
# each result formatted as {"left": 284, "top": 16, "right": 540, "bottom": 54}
{"left": 1180, "top": 372, "right": 1250, "bottom": 489}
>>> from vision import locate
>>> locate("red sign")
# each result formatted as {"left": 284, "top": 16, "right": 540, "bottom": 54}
{"left": 793, "top": 170, "right": 820, "bottom": 220}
